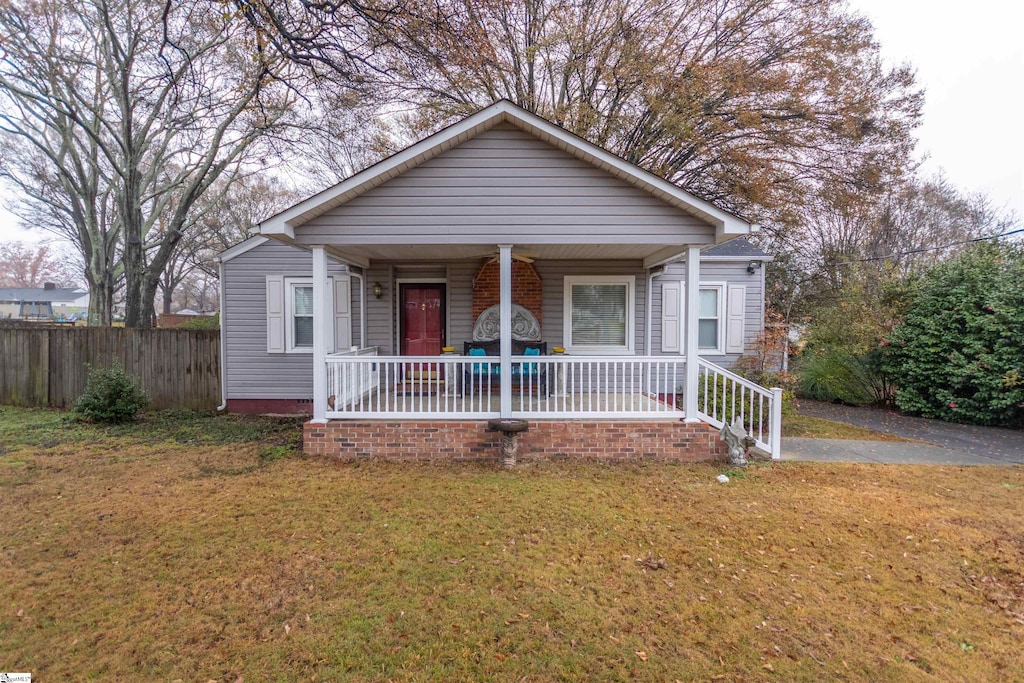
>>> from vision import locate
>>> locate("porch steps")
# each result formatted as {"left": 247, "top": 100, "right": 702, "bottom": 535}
{"left": 394, "top": 379, "right": 446, "bottom": 396}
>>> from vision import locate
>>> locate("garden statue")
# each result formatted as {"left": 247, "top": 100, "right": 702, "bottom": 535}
{"left": 720, "top": 418, "right": 754, "bottom": 467}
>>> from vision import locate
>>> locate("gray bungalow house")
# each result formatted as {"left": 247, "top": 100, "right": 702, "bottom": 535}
{"left": 218, "top": 100, "right": 781, "bottom": 460}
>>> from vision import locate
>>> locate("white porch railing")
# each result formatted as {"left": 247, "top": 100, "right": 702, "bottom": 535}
{"left": 694, "top": 358, "right": 782, "bottom": 459}
{"left": 324, "top": 351, "right": 782, "bottom": 458}
{"left": 326, "top": 354, "right": 686, "bottom": 420}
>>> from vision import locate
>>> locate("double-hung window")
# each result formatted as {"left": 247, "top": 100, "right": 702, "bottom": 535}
{"left": 286, "top": 280, "right": 315, "bottom": 352}
{"left": 563, "top": 275, "right": 635, "bottom": 354}
{"left": 697, "top": 284, "right": 724, "bottom": 353}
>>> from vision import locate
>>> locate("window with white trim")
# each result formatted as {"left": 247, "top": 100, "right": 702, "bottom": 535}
{"left": 697, "top": 285, "right": 724, "bottom": 353}
{"left": 563, "top": 275, "right": 635, "bottom": 354}
{"left": 287, "top": 280, "right": 314, "bottom": 352}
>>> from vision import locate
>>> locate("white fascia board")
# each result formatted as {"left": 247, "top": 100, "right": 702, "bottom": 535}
{"left": 700, "top": 255, "right": 776, "bottom": 263}
{"left": 216, "top": 236, "right": 269, "bottom": 263}
{"left": 643, "top": 246, "right": 689, "bottom": 269}
{"left": 257, "top": 99, "right": 754, "bottom": 239}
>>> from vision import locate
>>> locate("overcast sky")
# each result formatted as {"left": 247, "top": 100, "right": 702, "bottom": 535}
{"left": 1, "top": 0, "right": 1021, "bottom": 244}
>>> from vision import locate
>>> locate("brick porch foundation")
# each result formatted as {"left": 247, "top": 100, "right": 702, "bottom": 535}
{"left": 304, "top": 420, "right": 728, "bottom": 462}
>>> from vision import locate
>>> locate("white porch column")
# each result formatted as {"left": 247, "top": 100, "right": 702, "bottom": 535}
{"left": 684, "top": 244, "right": 701, "bottom": 422}
{"left": 312, "top": 245, "right": 328, "bottom": 424}
{"left": 499, "top": 244, "right": 513, "bottom": 418}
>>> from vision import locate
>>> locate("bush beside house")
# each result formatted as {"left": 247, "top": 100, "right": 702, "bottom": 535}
{"left": 884, "top": 243, "right": 1024, "bottom": 428}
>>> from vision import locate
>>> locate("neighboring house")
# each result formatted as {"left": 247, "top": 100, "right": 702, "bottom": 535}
{"left": 0, "top": 284, "right": 89, "bottom": 321}
{"left": 218, "top": 100, "right": 782, "bottom": 460}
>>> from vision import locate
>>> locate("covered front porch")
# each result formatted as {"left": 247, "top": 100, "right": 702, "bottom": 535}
{"left": 304, "top": 243, "right": 782, "bottom": 459}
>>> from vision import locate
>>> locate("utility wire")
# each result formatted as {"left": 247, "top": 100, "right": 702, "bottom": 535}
{"left": 829, "top": 227, "right": 1024, "bottom": 267}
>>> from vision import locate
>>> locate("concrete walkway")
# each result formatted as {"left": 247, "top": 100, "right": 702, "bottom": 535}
{"left": 782, "top": 437, "right": 1009, "bottom": 465}
{"left": 784, "top": 400, "right": 1023, "bottom": 466}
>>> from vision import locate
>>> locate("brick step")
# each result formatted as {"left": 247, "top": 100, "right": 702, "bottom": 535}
{"left": 394, "top": 381, "right": 446, "bottom": 396}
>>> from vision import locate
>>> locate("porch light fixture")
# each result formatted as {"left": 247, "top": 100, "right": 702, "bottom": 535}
{"left": 746, "top": 260, "right": 763, "bottom": 275}
{"left": 372, "top": 281, "right": 383, "bottom": 298}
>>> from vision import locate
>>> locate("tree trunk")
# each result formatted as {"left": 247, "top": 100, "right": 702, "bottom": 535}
{"left": 86, "top": 276, "right": 115, "bottom": 327}
{"left": 161, "top": 283, "right": 173, "bottom": 315}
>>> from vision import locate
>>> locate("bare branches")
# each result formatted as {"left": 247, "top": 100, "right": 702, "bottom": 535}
{"left": 0, "top": 0, "right": 301, "bottom": 326}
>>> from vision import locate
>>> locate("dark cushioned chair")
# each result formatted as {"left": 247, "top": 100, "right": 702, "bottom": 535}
{"left": 462, "top": 340, "right": 548, "bottom": 397}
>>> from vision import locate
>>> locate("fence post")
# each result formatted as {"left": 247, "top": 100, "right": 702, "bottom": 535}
{"left": 770, "top": 387, "right": 783, "bottom": 460}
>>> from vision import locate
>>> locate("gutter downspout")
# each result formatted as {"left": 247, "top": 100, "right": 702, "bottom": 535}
{"left": 215, "top": 257, "right": 228, "bottom": 411}
{"left": 350, "top": 269, "right": 367, "bottom": 348}
{"left": 644, "top": 266, "right": 665, "bottom": 355}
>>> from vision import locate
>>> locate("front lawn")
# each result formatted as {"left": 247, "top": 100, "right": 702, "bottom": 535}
{"left": 1, "top": 407, "right": 1021, "bottom": 681}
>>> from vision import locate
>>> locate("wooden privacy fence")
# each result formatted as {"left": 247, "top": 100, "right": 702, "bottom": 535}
{"left": 0, "top": 327, "right": 220, "bottom": 410}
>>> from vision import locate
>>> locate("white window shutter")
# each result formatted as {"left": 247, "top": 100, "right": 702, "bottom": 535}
{"left": 661, "top": 280, "right": 682, "bottom": 353}
{"left": 266, "top": 275, "right": 285, "bottom": 353}
{"left": 726, "top": 284, "right": 746, "bottom": 353}
{"left": 333, "top": 276, "right": 352, "bottom": 352}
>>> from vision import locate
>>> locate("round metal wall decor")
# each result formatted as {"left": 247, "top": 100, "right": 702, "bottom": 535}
{"left": 472, "top": 304, "right": 541, "bottom": 341}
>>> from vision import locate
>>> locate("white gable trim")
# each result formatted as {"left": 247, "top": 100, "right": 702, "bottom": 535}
{"left": 216, "top": 236, "right": 268, "bottom": 263}
{"left": 701, "top": 255, "right": 776, "bottom": 263}
{"left": 258, "top": 101, "right": 754, "bottom": 241}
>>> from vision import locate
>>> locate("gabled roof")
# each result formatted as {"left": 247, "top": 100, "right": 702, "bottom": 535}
{"left": 216, "top": 236, "right": 269, "bottom": 263}
{"left": 702, "top": 237, "right": 773, "bottom": 261}
{"left": 0, "top": 287, "right": 87, "bottom": 303}
{"left": 259, "top": 100, "right": 756, "bottom": 242}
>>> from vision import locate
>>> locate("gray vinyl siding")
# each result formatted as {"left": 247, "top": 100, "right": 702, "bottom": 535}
{"left": 364, "top": 264, "right": 393, "bottom": 354}
{"left": 295, "top": 123, "right": 716, "bottom": 246}
{"left": 448, "top": 262, "right": 475, "bottom": 345}
{"left": 649, "top": 260, "right": 764, "bottom": 367}
{"left": 222, "top": 240, "right": 356, "bottom": 399}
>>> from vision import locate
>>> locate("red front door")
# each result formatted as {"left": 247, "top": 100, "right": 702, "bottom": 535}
{"left": 401, "top": 284, "right": 446, "bottom": 356}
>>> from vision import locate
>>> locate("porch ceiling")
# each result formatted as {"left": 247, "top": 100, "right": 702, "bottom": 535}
{"left": 327, "top": 243, "right": 693, "bottom": 265}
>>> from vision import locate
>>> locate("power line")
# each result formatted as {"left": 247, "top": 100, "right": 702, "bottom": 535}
{"left": 830, "top": 227, "right": 1024, "bottom": 267}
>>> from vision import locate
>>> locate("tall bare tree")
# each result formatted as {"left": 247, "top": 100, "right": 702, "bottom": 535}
{"left": 156, "top": 173, "right": 302, "bottom": 314}
{"left": 379, "top": 0, "right": 922, "bottom": 232}
{"left": 0, "top": 0, "right": 299, "bottom": 326}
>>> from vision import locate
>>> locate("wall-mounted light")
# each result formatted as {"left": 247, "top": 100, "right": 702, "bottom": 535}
{"left": 746, "top": 260, "right": 763, "bottom": 275}
{"left": 372, "top": 282, "right": 383, "bottom": 299}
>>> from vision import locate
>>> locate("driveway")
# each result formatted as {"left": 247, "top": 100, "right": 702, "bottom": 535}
{"left": 785, "top": 400, "right": 1023, "bottom": 466}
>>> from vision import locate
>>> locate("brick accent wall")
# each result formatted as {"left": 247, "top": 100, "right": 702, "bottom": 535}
{"left": 304, "top": 420, "right": 727, "bottom": 462}
{"left": 472, "top": 259, "right": 543, "bottom": 326}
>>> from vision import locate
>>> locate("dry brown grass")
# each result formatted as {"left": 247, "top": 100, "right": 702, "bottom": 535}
{"left": 0, "top": 408, "right": 1021, "bottom": 682}
{"left": 783, "top": 413, "right": 915, "bottom": 442}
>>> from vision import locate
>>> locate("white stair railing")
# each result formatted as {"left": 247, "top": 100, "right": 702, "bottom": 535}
{"left": 695, "top": 358, "right": 782, "bottom": 459}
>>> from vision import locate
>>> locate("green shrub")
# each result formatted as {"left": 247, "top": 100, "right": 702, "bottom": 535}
{"left": 74, "top": 361, "right": 150, "bottom": 423}
{"left": 796, "top": 349, "right": 880, "bottom": 405}
{"left": 884, "top": 242, "right": 1024, "bottom": 428}
{"left": 177, "top": 313, "right": 219, "bottom": 330}
{"left": 696, "top": 372, "right": 766, "bottom": 431}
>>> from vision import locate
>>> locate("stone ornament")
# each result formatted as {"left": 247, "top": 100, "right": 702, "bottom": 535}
{"left": 720, "top": 417, "right": 755, "bottom": 467}
{"left": 472, "top": 303, "right": 541, "bottom": 341}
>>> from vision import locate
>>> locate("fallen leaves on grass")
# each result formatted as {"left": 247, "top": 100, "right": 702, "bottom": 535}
{"left": 637, "top": 553, "right": 668, "bottom": 570}
{"left": 0, "top": 407, "right": 1021, "bottom": 681}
